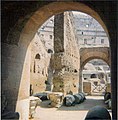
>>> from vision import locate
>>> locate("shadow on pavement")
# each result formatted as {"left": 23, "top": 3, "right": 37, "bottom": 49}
{"left": 57, "top": 98, "right": 107, "bottom": 111}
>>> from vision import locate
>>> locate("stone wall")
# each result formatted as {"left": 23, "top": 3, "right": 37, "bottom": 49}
{"left": 30, "top": 33, "right": 52, "bottom": 94}
{"left": 53, "top": 12, "right": 80, "bottom": 95}
{"left": 80, "top": 47, "right": 110, "bottom": 69}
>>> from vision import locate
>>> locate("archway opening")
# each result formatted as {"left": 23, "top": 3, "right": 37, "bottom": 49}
{"left": 82, "top": 59, "right": 111, "bottom": 96}
{"left": 2, "top": 2, "right": 115, "bottom": 120}
{"left": 81, "top": 59, "right": 111, "bottom": 118}
{"left": 27, "top": 10, "right": 111, "bottom": 119}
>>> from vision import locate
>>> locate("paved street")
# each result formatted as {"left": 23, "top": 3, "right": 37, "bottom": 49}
{"left": 33, "top": 96, "right": 112, "bottom": 120}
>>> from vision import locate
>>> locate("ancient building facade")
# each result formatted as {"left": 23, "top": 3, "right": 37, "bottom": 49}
{"left": 37, "top": 16, "right": 54, "bottom": 53}
{"left": 73, "top": 12, "right": 109, "bottom": 48}
{"left": 37, "top": 11, "right": 109, "bottom": 51}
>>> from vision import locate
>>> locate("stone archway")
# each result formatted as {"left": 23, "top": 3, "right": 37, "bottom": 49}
{"left": 79, "top": 58, "right": 110, "bottom": 95}
{"left": 80, "top": 47, "right": 110, "bottom": 69}
{"left": 3, "top": 2, "right": 115, "bottom": 119}
{"left": 17, "top": 0, "right": 110, "bottom": 102}
{"left": 79, "top": 47, "right": 110, "bottom": 93}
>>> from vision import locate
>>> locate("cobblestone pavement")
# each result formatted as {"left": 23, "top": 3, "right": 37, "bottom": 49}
{"left": 34, "top": 96, "right": 112, "bottom": 120}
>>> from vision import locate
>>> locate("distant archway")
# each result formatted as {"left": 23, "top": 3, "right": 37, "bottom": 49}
{"left": 80, "top": 47, "right": 110, "bottom": 70}
{"left": 81, "top": 59, "right": 111, "bottom": 96}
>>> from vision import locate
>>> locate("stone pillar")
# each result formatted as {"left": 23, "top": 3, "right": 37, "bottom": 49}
{"left": 54, "top": 13, "right": 64, "bottom": 53}
{"left": 52, "top": 54, "right": 65, "bottom": 93}
{"left": 53, "top": 13, "right": 65, "bottom": 93}
{"left": 53, "top": 12, "right": 80, "bottom": 96}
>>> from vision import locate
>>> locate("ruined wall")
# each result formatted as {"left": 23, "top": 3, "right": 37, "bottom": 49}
{"left": 30, "top": 33, "right": 51, "bottom": 94}
{"left": 53, "top": 12, "right": 80, "bottom": 95}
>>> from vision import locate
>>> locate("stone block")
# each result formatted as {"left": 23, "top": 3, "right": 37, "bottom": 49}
{"left": 29, "top": 96, "right": 42, "bottom": 118}
{"left": 48, "top": 92, "right": 64, "bottom": 108}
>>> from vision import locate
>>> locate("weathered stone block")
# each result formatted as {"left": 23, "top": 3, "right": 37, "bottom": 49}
{"left": 29, "top": 96, "right": 42, "bottom": 118}
{"left": 48, "top": 92, "right": 64, "bottom": 108}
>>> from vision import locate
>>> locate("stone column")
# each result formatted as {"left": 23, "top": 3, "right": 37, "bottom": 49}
{"left": 53, "top": 12, "right": 79, "bottom": 96}
{"left": 54, "top": 13, "right": 64, "bottom": 53}
{"left": 53, "top": 13, "right": 65, "bottom": 93}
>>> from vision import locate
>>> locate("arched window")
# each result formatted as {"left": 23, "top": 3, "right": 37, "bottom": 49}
{"left": 91, "top": 74, "right": 97, "bottom": 78}
{"left": 34, "top": 54, "right": 41, "bottom": 73}
{"left": 48, "top": 49, "right": 53, "bottom": 53}
{"left": 35, "top": 54, "right": 40, "bottom": 59}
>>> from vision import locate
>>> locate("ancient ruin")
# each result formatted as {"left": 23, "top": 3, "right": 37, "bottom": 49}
{"left": 1, "top": 1, "right": 117, "bottom": 120}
